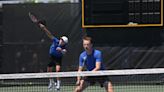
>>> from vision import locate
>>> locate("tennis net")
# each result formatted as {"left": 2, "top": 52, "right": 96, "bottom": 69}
{"left": 0, "top": 68, "right": 164, "bottom": 92}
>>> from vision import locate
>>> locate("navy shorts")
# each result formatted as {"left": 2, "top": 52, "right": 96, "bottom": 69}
{"left": 48, "top": 55, "right": 62, "bottom": 67}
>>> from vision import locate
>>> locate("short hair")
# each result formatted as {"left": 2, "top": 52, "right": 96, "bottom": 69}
{"left": 82, "top": 36, "right": 93, "bottom": 44}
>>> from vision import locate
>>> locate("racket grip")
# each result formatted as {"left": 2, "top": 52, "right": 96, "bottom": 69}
{"left": 37, "top": 20, "right": 46, "bottom": 26}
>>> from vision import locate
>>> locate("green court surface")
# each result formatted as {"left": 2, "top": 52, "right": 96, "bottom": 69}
{"left": 0, "top": 85, "right": 164, "bottom": 92}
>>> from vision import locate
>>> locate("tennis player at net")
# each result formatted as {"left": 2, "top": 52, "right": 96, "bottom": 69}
{"left": 38, "top": 23, "right": 68, "bottom": 91}
{"left": 74, "top": 36, "right": 113, "bottom": 92}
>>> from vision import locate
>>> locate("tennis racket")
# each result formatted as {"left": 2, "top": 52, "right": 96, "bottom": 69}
{"left": 29, "top": 12, "right": 47, "bottom": 26}
{"left": 28, "top": 12, "right": 39, "bottom": 23}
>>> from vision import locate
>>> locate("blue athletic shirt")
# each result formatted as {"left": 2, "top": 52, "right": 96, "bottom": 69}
{"left": 49, "top": 37, "right": 66, "bottom": 58}
{"left": 79, "top": 49, "right": 105, "bottom": 71}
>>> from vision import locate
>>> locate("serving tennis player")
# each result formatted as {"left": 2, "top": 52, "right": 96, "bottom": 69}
{"left": 74, "top": 36, "right": 113, "bottom": 92}
{"left": 38, "top": 23, "right": 68, "bottom": 91}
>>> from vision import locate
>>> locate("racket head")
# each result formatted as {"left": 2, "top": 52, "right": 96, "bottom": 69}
{"left": 28, "top": 12, "right": 38, "bottom": 23}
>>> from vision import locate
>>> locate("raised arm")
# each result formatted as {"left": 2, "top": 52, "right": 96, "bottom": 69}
{"left": 38, "top": 23, "right": 54, "bottom": 40}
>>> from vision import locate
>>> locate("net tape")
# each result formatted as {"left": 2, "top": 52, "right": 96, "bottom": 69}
{"left": 0, "top": 68, "right": 164, "bottom": 80}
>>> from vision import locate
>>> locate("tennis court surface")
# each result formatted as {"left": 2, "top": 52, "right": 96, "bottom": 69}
{"left": 0, "top": 68, "right": 164, "bottom": 92}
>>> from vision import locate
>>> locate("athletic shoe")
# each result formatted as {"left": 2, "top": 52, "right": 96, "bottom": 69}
{"left": 48, "top": 82, "right": 53, "bottom": 91}
{"left": 55, "top": 80, "right": 61, "bottom": 90}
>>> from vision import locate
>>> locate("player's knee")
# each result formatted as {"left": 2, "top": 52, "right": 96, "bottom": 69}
{"left": 47, "top": 67, "right": 52, "bottom": 72}
{"left": 74, "top": 87, "right": 82, "bottom": 92}
{"left": 108, "top": 81, "right": 112, "bottom": 86}
{"left": 104, "top": 81, "right": 113, "bottom": 91}
{"left": 107, "top": 82, "right": 113, "bottom": 92}
{"left": 56, "top": 69, "right": 60, "bottom": 72}
{"left": 56, "top": 66, "right": 61, "bottom": 72}
{"left": 104, "top": 81, "right": 112, "bottom": 86}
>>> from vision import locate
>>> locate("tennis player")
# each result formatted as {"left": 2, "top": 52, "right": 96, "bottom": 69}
{"left": 74, "top": 36, "right": 113, "bottom": 92}
{"left": 38, "top": 23, "right": 68, "bottom": 91}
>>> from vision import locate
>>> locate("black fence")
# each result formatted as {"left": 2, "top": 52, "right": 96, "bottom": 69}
{"left": 0, "top": 3, "right": 164, "bottom": 73}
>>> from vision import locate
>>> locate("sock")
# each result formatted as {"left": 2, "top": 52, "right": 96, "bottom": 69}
{"left": 49, "top": 79, "right": 54, "bottom": 84}
{"left": 57, "top": 80, "right": 61, "bottom": 85}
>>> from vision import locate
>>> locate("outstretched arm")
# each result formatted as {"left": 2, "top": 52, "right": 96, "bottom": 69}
{"left": 76, "top": 66, "right": 83, "bottom": 85}
{"left": 38, "top": 23, "right": 54, "bottom": 40}
{"left": 28, "top": 12, "right": 54, "bottom": 39}
{"left": 92, "top": 62, "right": 101, "bottom": 71}
{"left": 92, "top": 51, "right": 102, "bottom": 71}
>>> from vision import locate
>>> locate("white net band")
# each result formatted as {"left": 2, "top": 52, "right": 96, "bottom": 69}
{"left": 0, "top": 68, "right": 164, "bottom": 79}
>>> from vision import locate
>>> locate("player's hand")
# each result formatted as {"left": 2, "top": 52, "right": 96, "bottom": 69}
{"left": 61, "top": 49, "right": 67, "bottom": 54}
{"left": 56, "top": 47, "right": 62, "bottom": 52}
{"left": 75, "top": 80, "right": 80, "bottom": 86}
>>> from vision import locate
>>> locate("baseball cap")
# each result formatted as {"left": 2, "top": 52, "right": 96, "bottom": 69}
{"left": 61, "top": 36, "right": 68, "bottom": 44}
